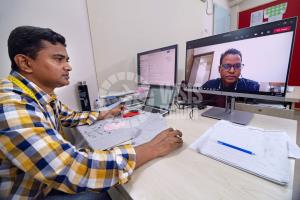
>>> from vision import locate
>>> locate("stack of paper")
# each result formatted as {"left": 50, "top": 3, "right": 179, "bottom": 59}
{"left": 190, "top": 120, "right": 293, "bottom": 185}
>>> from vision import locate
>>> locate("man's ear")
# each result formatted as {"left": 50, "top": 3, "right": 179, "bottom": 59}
{"left": 14, "top": 54, "right": 33, "bottom": 73}
{"left": 218, "top": 65, "right": 221, "bottom": 73}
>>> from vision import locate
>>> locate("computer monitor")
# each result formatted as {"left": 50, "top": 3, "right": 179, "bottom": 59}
{"left": 185, "top": 17, "right": 297, "bottom": 124}
{"left": 137, "top": 45, "right": 177, "bottom": 86}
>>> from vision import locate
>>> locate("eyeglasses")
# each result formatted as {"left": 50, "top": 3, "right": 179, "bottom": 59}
{"left": 221, "top": 63, "right": 244, "bottom": 70}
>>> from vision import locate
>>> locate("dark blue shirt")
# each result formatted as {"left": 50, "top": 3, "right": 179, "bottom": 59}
{"left": 201, "top": 78, "right": 260, "bottom": 93}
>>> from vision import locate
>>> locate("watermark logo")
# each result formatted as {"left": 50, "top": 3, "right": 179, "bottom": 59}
{"left": 99, "top": 71, "right": 204, "bottom": 121}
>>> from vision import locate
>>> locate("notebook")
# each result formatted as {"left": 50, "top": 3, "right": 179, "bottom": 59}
{"left": 190, "top": 120, "right": 291, "bottom": 185}
{"left": 131, "top": 85, "right": 175, "bottom": 116}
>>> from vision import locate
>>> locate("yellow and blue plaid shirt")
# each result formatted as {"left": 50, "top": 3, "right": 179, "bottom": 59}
{"left": 0, "top": 71, "right": 136, "bottom": 199}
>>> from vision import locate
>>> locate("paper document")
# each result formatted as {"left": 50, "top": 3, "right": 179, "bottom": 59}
{"left": 132, "top": 114, "right": 168, "bottom": 146}
{"left": 77, "top": 119, "right": 139, "bottom": 150}
{"left": 190, "top": 120, "right": 292, "bottom": 185}
{"left": 77, "top": 113, "right": 167, "bottom": 150}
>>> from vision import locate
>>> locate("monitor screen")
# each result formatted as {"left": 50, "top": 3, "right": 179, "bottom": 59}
{"left": 145, "top": 86, "right": 175, "bottom": 110}
{"left": 185, "top": 17, "right": 297, "bottom": 100}
{"left": 138, "top": 45, "right": 177, "bottom": 86}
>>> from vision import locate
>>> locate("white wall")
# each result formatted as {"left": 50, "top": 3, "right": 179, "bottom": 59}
{"left": 230, "top": 0, "right": 276, "bottom": 30}
{"left": 87, "top": 0, "right": 229, "bottom": 95}
{"left": 238, "top": 0, "right": 275, "bottom": 12}
{"left": 0, "top": 0, "right": 98, "bottom": 110}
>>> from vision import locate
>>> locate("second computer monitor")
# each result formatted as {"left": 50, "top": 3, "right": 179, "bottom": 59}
{"left": 184, "top": 17, "right": 297, "bottom": 125}
{"left": 137, "top": 44, "right": 177, "bottom": 86}
{"left": 185, "top": 17, "right": 296, "bottom": 101}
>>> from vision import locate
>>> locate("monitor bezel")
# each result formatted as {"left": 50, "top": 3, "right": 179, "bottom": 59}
{"left": 137, "top": 44, "right": 178, "bottom": 86}
{"left": 185, "top": 17, "right": 297, "bottom": 101}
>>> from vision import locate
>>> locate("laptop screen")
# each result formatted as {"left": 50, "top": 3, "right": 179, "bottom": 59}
{"left": 145, "top": 86, "right": 175, "bottom": 110}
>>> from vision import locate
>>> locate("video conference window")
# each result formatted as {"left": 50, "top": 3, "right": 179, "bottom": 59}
{"left": 186, "top": 31, "right": 293, "bottom": 96}
{"left": 139, "top": 48, "right": 176, "bottom": 86}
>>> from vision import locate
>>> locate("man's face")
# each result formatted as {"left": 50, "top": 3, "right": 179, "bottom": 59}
{"left": 29, "top": 41, "right": 71, "bottom": 92}
{"left": 219, "top": 54, "right": 241, "bottom": 87}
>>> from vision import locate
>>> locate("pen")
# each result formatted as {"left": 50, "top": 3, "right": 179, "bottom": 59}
{"left": 217, "top": 140, "right": 255, "bottom": 155}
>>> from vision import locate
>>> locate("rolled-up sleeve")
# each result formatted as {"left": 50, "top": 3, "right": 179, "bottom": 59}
{"left": 57, "top": 101, "right": 100, "bottom": 127}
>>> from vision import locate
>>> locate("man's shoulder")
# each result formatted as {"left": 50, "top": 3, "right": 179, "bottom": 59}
{"left": 0, "top": 77, "right": 19, "bottom": 95}
{"left": 240, "top": 78, "right": 259, "bottom": 86}
{"left": 201, "top": 78, "right": 220, "bottom": 89}
{"left": 238, "top": 78, "right": 260, "bottom": 92}
{"left": 0, "top": 78, "right": 26, "bottom": 104}
{"left": 0, "top": 77, "right": 13, "bottom": 90}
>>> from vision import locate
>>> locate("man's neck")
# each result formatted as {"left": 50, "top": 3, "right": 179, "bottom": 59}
{"left": 19, "top": 72, "right": 54, "bottom": 94}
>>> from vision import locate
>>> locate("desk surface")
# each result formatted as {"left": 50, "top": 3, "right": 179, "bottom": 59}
{"left": 120, "top": 108, "right": 297, "bottom": 200}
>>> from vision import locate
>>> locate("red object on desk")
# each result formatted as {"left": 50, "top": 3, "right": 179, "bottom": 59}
{"left": 122, "top": 111, "right": 140, "bottom": 118}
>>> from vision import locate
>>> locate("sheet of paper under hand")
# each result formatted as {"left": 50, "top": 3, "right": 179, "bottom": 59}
{"left": 77, "top": 113, "right": 167, "bottom": 150}
{"left": 132, "top": 113, "right": 168, "bottom": 146}
{"left": 77, "top": 118, "right": 138, "bottom": 150}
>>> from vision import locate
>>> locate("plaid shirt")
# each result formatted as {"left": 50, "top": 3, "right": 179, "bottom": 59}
{"left": 0, "top": 71, "right": 136, "bottom": 200}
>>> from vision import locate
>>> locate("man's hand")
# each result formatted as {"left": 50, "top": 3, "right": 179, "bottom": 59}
{"left": 134, "top": 128, "right": 183, "bottom": 168}
{"left": 97, "top": 104, "right": 125, "bottom": 120}
{"left": 148, "top": 128, "right": 183, "bottom": 157}
{"left": 109, "top": 104, "right": 125, "bottom": 117}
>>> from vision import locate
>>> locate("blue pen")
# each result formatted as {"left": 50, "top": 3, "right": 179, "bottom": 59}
{"left": 217, "top": 140, "right": 255, "bottom": 155}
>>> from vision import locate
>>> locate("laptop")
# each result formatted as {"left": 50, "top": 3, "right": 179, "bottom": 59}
{"left": 135, "top": 85, "right": 176, "bottom": 116}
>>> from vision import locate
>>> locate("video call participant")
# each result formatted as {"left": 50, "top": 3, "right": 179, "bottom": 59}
{"left": 201, "top": 48, "right": 260, "bottom": 93}
{"left": 200, "top": 48, "right": 259, "bottom": 107}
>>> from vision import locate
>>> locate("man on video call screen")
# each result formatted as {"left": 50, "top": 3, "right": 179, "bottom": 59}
{"left": 186, "top": 31, "right": 293, "bottom": 96}
{"left": 185, "top": 30, "right": 294, "bottom": 107}
{"left": 201, "top": 48, "right": 259, "bottom": 93}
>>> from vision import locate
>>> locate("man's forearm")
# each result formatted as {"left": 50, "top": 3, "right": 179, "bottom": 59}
{"left": 134, "top": 142, "right": 158, "bottom": 169}
{"left": 97, "top": 105, "right": 124, "bottom": 120}
{"left": 97, "top": 110, "right": 111, "bottom": 120}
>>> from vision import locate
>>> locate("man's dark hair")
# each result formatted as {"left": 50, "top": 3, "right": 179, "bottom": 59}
{"left": 8, "top": 26, "right": 66, "bottom": 71}
{"left": 219, "top": 48, "right": 242, "bottom": 65}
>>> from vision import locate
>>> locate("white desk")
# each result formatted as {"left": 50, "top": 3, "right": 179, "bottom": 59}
{"left": 116, "top": 108, "right": 297, "bottom": 200}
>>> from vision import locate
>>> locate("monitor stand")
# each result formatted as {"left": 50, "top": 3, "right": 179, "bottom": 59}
{"left": 201, "top": 96, "right": 253, "bottom": 125}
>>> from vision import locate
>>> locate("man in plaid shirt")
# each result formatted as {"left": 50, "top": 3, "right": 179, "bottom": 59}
{"left": 0, "top": 26, "right": 183, "bottom": 200}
